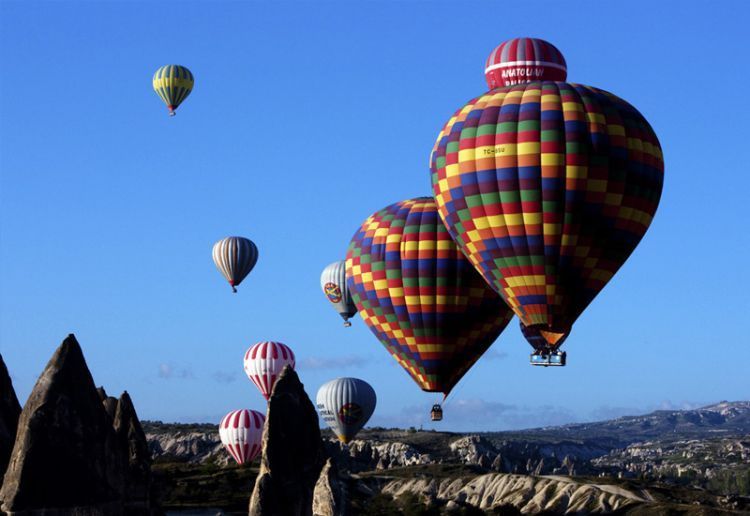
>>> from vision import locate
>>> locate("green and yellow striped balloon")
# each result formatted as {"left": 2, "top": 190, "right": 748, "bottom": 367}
{"left": 152, "top": 65, "right": 194, "bottom": 116}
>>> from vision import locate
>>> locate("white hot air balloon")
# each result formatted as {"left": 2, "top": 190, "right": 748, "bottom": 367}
{"left": 218, "top": 409, "right": 265, "bottom": 465}
{"left": 320, "top": 261, "right": 357, "bottom": 327}
{"left": 316, "top": 377, "right": 376, "bottom": 444}
{"left": 243, "top": 341, "right": 296, "bottom": 400}
{"left": 212, "top": 236, "right": 259, "bottom": 293}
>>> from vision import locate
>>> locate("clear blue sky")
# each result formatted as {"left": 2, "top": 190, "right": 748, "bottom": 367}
{"left": 1, "top": 1, "right": 748, "bottom": 432}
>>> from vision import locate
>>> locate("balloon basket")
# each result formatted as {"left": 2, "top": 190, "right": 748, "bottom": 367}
{"left": 529, "top": 351, "right": 566, "bottom": 367}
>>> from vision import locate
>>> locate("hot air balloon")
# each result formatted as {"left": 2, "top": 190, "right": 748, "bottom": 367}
{"left": 320, "top": 261, "right": 358, "bottom": 327}
{"left": 484, "top": 37, "right": 567, "bottom": 89}
{"left": 346, "top": 197, "right": 514, "bottom": 404}
{"left": 212, "top": 236, "right": 258, "bottom": 293}
{"left": 316, "top": 377, "right": 376, "bottom": 443}
{"left": 152, "top": 65, "right": 194, "bottom": 116}
{"left": 218, "top": 409, "right": 265, "bottom": 465}
{"left": 431, "top": 80, "right": 664, "bottom": 359}
{"left": 521, "top": 321, "right": 568, "bottom": 366}
{"left": 243, "top": 341, "right": 295, "bottom": 400}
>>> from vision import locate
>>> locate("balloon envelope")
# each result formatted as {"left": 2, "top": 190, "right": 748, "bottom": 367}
{"left": 485, "top": 38, "right": 567, "bottom": 89}
{"left": 212, "top": 236, "right": 259, "bottom": 292}
{"left": 218, "top": 409, "right": 265, "bottom": 465}
{"left": 320, "top": 260, "right": 358, "bottom": 326}
{"left": 152, "top": 65, "right": 194, "bottom": 115}
{"left": 431, "top": 82, "right": 664, "bottom": 347}
{"left": 243, "top": 341, "right": 296, "bottom": 400}
{"left": 316, "top": 377, "right": 376, "bottom": 443}
{"left": 346, "top": 197, "right": 514, "bottom": 395}
{"left": 520, "top": 320, "right": 568, "bottom": 352}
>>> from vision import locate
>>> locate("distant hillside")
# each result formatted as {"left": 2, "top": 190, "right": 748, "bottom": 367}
{"left": 488, "top": 401, "right": 750, "bottom": 445}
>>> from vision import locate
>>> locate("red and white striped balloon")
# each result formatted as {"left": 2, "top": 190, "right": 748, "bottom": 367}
{"left": 218, "top": 409, "right": 265, "bottom": 465}
{"left": 243, "top": 341, "right": 296, "bottom": 400}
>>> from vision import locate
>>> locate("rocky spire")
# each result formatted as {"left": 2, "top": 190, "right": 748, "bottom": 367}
{"left": 0, "top": 353, "right": 22, "bottom": 478}
{"left": 0, "top": 334, "right": 126, "bottom": 515}
{"left": 249, "top": 366, "right": 326, "bottom": 516}
{"left": 97, "top": 386, "right": 119, "bottom": 422}
{"left": 114, "top": 391, "right": 152, "bottom": 512}
{"left": 313, "top": 458, "right": 347, "bottom": 516}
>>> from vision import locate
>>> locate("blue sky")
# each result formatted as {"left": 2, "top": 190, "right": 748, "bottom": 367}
{"left": 1, "top": 1, "right": 748, "bottom": 432}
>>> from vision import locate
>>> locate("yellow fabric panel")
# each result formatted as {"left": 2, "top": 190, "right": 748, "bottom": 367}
{"left": 518, "top": 142, "right": 540, "bottom": 155}
{"left": 541, "top": 154, "right": 564, "bottom": 166}
{"left": 506, "top": 275, "right": 546, "bottom": 288}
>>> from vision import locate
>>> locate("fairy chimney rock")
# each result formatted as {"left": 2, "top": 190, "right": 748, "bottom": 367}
{"left": 249, "top": 366, "right": 326, "bottom": 516}
{"left": 0, "top": 334, "right": 126, "bottom": 515}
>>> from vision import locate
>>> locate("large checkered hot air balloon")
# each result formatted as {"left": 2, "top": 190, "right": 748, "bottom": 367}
{"left": 152, "top": 65, "right": 194, "bottom": 116}
{"left": 243, "top": 341, "right": 295, "bottom": 400}
{"left": 320, "top": 260, "right": 358, "bottom": 327}
{"left": 431, "top": 75, "right": 664, "bottom": 364}
{"left": 218, "top": 409, "right": 264, "bottom": 465}
{"left": 346, "top": 197, "right": 514, "bottom": 399}
{"left": 212, "top": 236, "right": 259, "bottom": 293}
{"left": 316, "top": 377, "right": 376, "bottom": 444}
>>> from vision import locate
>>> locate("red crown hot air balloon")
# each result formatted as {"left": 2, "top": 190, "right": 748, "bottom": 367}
{"left": 485, "top": 37, "right": 567, "bottom": 89}
{"left": 243, "top": 341, "right": 295, "bottom": 400}
{"left": 346, "top": 197, "right": 513, "bottom": 398}
{"left": 431, "top": 81, "right": 664, "bottom": 361}
{"left": 218, "top": 409, "right": 265, "bottom": 465}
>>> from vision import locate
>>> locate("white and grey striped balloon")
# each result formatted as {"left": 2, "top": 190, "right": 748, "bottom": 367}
{"left": 320, "top": 261, "right": 357, "bottom": 326}
{"left": 212, "top": 236, "right": 258, "bottom": 293}
{"left": 316, "top": 377, "right": 376, "bottom": 444}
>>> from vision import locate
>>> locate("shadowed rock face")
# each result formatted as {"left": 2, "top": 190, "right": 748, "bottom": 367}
{"left": 97, "top": 386, "right": 119, "bottom": 422}
{"left": 249, "top": 366, "right": 326, "bottom": 516}
{"left": 114, "top": 391, "right": 152, "bottom": 511}
{"left": 0, "top": 334, "right": 126, "bottom": 515}
{"left": 0, "top": 353, "right": 22, "bottom": 478}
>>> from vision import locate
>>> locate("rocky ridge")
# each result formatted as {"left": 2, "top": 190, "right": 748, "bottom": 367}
{"left": 146, "top": 423, "right": 228, "bottom": 465}
{"left": 381, "top": 473, "right": 647, "bottom": 514}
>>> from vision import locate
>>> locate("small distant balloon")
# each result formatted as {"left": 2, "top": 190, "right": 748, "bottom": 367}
{"left": 212, "top": 236, "right": 258, "bottom": 293}
{"left": 484, "top": 37, "right": 567, "bottom": 89}
{"left": 320, "top": 261, "right": 357, "bottom": 327}
{"left": 152, "top": 65, "right": 194, "bottom": 116}
{"left": 243, "top": 341, "right": 296, "bottom": 400}
{"left": 218, "top": 409, "right": 265, "bottom": 465}
{"left": 316, "top": 377, "right": 376, "bottom": 444}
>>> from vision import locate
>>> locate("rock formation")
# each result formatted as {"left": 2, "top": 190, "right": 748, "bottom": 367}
{"left": 0, "top": 353, "right": 22, "bottom": 480}
{"left": 312, "top": 458, "right": 346, "bottom": 516}
{"left": 325, "top": 438, "right": 432, "bottom": 473}
{"left": 113, "top": 391, "right": 152, "bottom": 513}
{"left": 146, "top": 426, "right": 227, "bottom": 465}
{"left": 0, "top": 334, "right": 126, "bottom": 515}
{"left": 249, "top": 366, "right": 326, "bottom": 516}
{"left": 382, "top": 473, "right": 645, "bottom": 513}
{"left": 97, "top": 386, "right": 119, "bottom": 421}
